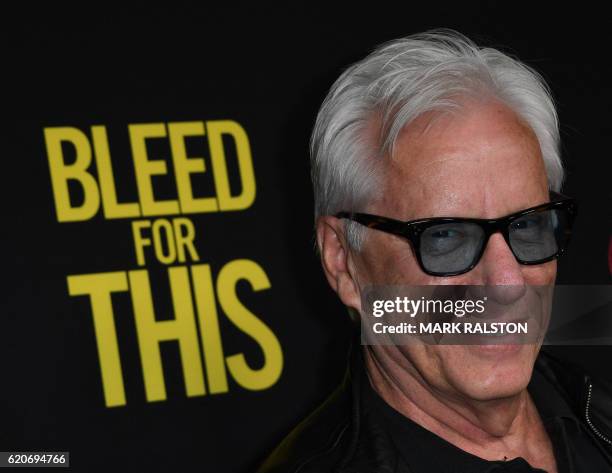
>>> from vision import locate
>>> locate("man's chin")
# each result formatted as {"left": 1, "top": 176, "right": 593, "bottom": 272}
{"left": 440, "top": 344, "right": 539, "bottom": 401}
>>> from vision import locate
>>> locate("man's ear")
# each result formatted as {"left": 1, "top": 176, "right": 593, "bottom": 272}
{"left": 316, "top": 216, "right": 362, "bottom": 311}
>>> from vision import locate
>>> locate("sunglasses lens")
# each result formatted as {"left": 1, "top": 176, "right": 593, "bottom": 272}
{"left": 420, "top": 222, "right": 485, "bottom": 275}
{"left": 509, "top": 208, "right": 569, "bottom": 262}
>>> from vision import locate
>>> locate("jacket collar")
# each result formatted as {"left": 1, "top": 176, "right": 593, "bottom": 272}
{"left": 338, "top": 338, "right": 612, "bottom": 470}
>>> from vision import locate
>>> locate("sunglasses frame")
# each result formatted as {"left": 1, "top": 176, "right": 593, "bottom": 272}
{"left": 335, "top": 191, "right": 578, "bottom": 277}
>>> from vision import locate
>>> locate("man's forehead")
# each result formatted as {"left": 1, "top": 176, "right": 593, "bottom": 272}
{"left": 390, "top": 98, "right": 540, "bottom": 161}
{"left": 372, "top": 99, "right": 549, "bottom": 219}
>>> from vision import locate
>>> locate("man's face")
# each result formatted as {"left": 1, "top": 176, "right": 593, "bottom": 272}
{"left": 352, "top": 98, "right": 554, "bottom": 402}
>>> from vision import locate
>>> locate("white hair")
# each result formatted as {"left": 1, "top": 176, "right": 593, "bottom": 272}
{"left": 310, "top": 29, "right": 563, "bottom": 249}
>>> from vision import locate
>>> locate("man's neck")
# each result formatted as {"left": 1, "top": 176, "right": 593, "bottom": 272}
{"left": 363, "top": 346, "right": 557, "bottom": 470}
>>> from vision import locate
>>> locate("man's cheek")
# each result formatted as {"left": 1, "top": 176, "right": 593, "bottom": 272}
{"left": 524, "top": 260, "right": 557, "bottom": 285}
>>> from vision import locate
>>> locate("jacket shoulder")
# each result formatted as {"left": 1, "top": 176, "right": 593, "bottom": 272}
{"left": 538, "top": 348, "right": 612, "bottom": 445}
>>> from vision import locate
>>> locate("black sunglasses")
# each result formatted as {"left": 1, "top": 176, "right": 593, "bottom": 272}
{"left": 336, "top": 191, "right": 577, "bottom": 277}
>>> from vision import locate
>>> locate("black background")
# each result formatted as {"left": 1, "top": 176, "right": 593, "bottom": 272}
{"left": 2, "top": 4, "right": 611, "bottom": 472}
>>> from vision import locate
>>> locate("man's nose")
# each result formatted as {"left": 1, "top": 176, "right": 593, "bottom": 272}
{"left": 475, "top": 232, "right": 526, "bottom": 304}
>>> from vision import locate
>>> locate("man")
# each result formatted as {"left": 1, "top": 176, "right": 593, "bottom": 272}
{"left": 258, "top": 30, "right": 612, "bottom": 472}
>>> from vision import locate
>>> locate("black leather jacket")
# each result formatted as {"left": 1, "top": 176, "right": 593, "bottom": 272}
{"left": 257, "top": 342, "right": 612, "bottom": 473}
